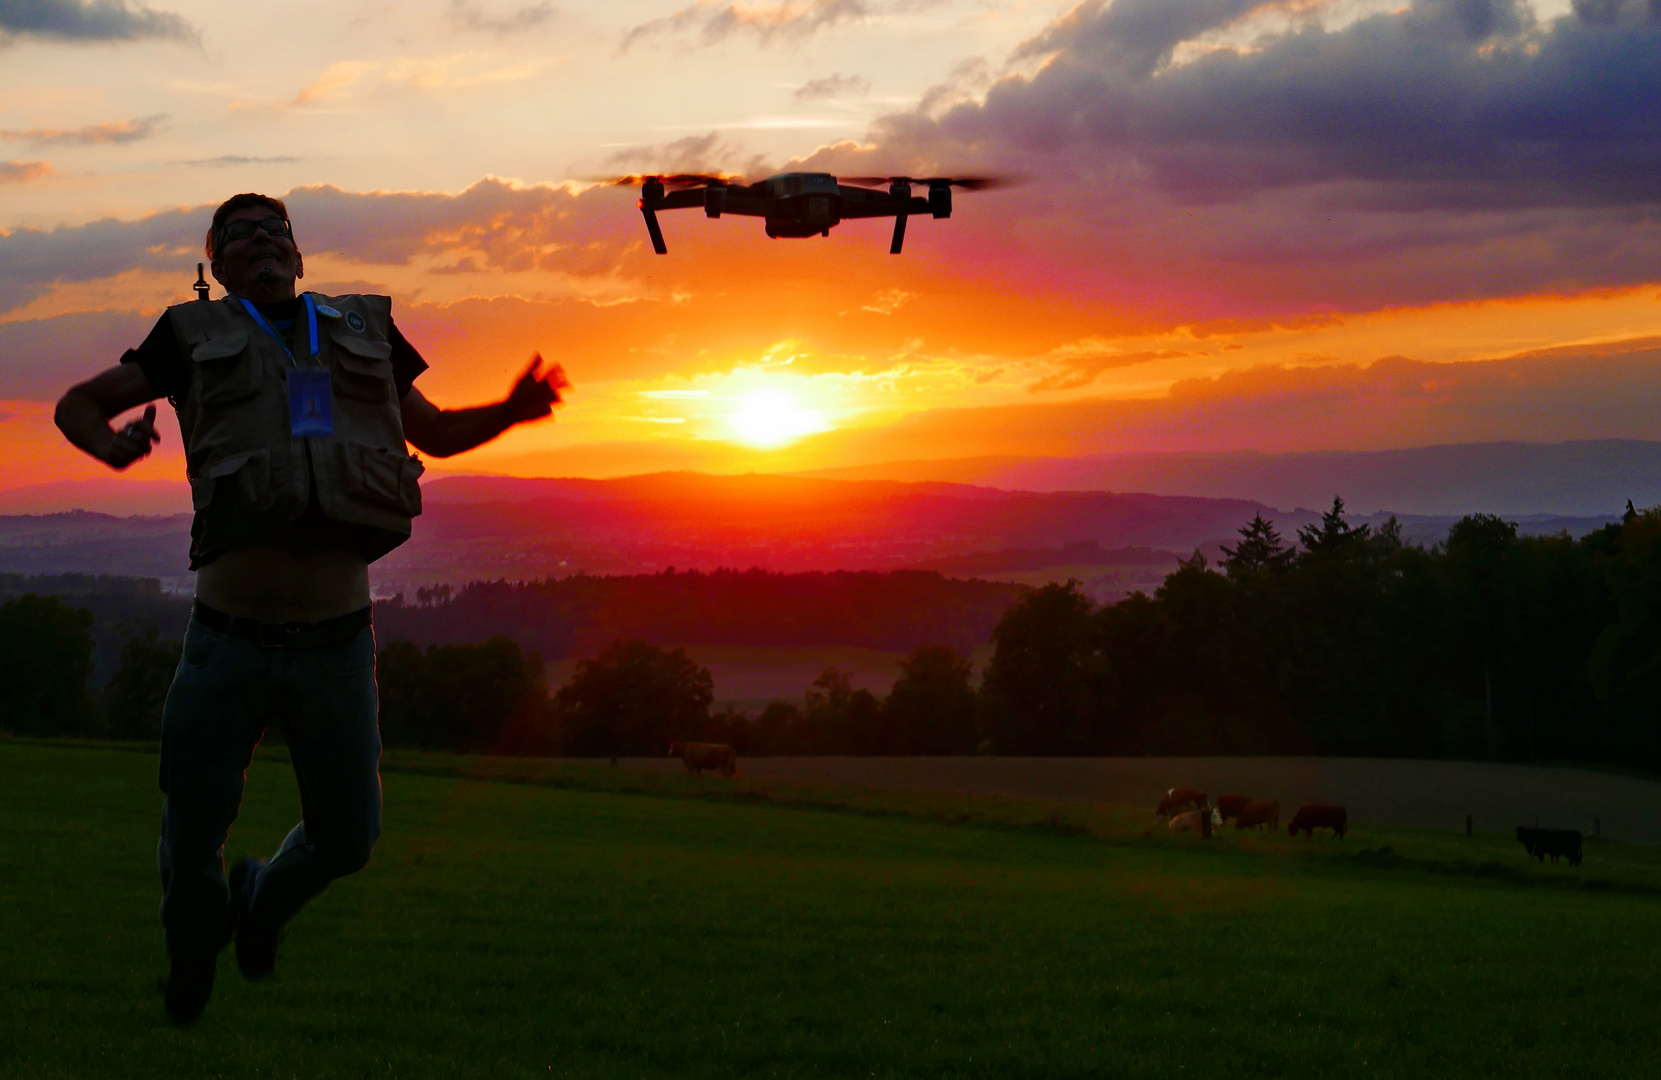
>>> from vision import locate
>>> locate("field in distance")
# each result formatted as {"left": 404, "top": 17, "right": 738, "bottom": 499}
{"left": 620, "top": 755, "right": 1661, "bottom": 843}
{"left": 542, "top": 643, "right": 989, "bottom": 707}
{"left": 7, "top": 741, "right": 1661, "bottom": 1078}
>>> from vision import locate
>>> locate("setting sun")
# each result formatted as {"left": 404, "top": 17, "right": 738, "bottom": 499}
{"left": 726, "top": 390, "right": 829, "bottom": 449}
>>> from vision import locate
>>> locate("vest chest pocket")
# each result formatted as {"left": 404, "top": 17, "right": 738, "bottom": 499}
{"left": 330, "top": 333, "right": 394, "bottom": 402}
{"left": 189, "top": 330, "right": 260, "bottom": 404}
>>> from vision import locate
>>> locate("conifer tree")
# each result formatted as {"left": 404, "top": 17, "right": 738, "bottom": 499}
{"left": 1297, "top": 496, "right": 1370, "bottom": 557}
{"left": 1220, "top": 513, "right": 1293, "bottom": 579}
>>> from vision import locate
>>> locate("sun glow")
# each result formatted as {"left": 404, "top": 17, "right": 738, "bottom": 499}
{"left": 726, "top": 390, "right": 829, "bottom": 448}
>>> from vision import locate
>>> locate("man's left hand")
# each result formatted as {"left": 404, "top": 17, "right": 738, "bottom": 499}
{"left": 504, "top": 353, "right": 571, "bottom": 424}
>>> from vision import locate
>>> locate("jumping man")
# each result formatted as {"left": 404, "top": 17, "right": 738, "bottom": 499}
{"left": 54, "top": 192, "right": 569, "bottom": 1024}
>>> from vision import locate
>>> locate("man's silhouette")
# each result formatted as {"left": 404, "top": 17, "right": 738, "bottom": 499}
{"left": 54, "top": 193, "right": 569, "bottom": 1024}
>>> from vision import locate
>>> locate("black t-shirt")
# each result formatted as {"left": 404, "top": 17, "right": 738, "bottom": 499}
{"left": 121, "top": 297, "right": 428, "bottom": 403}
{"left": 123, "top": 298, "right": 430, "bottom": 569}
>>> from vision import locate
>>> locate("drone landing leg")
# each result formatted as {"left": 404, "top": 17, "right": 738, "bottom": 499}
{"left": 889, "top": 213, "right": 907, "bottom": 255}
{"left": 642, "top": 207, "right": 668, "bottom": 255}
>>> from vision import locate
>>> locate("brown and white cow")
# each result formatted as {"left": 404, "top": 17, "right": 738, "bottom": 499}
{"left": 1288, "top": 804, "right": 1347, "bottom": 840}
{"left": 1215, "top": 794, "right": 1253, "bottom": 822}
{"left": 1234, "top": 799, "right": 1280, "bottom": 831}
{"left": 1156, "top": 787, "right": 1208, "bottom": 818}
{"left": 669, "top": 741, "right": 738, "bottom": 777}
{"left": 1169, "top": 808, "right": 1222, "bottom": 837}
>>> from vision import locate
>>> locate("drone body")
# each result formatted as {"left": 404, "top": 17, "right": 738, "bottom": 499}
{"left": 632, "top": 172, "right": 993, "bottom": 254}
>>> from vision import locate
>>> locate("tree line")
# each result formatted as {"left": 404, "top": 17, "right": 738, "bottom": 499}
{"left": 371, "top": 636, "right": 982, "bottom": 758}
{"left": 357, "top": 499, "right": 1661, "bottom": 763}
{"left": 375, "top": 568, "right": 1024, "bottom": 656}
{"left": 6, "top": 500, "right": 1660, "bottom": 767}
{"left": 0, "top": 593, "right": 180, "bottom": 740}
{"left": 1060, "top": 498, "right": 1656, "bottom": 764}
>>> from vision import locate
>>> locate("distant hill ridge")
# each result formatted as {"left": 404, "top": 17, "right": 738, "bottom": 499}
{"left": 0, "top": 460, "right": 1626, "bottom": 583}
{"left": 5, "top": 439, "right": 1656, "bottom": 518}
{"left": 794, "top": 439, "right": 1661, "bottom": 517}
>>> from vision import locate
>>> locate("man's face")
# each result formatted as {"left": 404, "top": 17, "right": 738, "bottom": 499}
{"left": 210, "top": 206, "right": 304, "bottom": 301}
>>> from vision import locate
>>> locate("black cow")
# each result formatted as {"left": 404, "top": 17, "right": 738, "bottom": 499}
{"left": 1516, "top": 826, "right": 1583, "bottom": 867}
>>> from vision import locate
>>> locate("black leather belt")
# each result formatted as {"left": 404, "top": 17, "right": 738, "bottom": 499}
{"left": 193, "top": 601, "right": 371, "bottom": 650}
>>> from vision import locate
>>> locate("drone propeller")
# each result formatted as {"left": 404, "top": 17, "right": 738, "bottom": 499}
{"left": 845, "top": 175, "right": 1013, "bottom": 253}
{"left": 594, "top": 173, "right": 738, "bottom": 189}
{"left": 842, "top": 175, "right": 1010, "bottom": 191}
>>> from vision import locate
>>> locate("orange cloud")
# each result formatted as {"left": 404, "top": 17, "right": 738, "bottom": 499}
{"left": 1, "top": 160, "right": 54, "bottom": 184}
{"left": 293, "top": 55, "right": 539, "bottom": 106}
{"left": 1, "top": 115, "right": 165, "bottom": 145}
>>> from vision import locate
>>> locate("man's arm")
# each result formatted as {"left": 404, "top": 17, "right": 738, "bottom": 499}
{"left": 401, "top": 354, "right": 567, "bottom": 458}
{"left": 55, "top": 364, "right": 164, "bottom": 469}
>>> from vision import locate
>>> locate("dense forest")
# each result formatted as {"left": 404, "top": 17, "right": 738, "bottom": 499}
{"left": 5, "top": 500, "right": 1661, "bottom": 767}
{"left": 374, "top": 569, "right": 1026, "bottom": 656}
{"left": 988, "top": 500, "right": 1656, "bottom": 763}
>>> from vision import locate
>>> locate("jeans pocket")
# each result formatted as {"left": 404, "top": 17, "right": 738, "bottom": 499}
{"left": 181, "top": 623, "right": 222, "bottom": 670}
{"left": 321, "top": 628, "right": 376, "bottom": 676}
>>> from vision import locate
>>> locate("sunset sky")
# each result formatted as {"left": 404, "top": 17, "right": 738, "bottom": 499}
{"left": 5, "top": 0, "right": 1661, "bottom": 505}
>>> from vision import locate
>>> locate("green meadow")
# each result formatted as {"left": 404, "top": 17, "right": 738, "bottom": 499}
{"left": 4, "top": 741, "right": 1660, "bottom": 1079}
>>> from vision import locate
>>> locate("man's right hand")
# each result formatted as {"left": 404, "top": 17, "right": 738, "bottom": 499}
{"left": 106, "top": 404, "right": 161, "bottom": 468}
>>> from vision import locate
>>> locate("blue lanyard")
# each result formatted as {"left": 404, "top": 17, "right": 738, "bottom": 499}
{"left": 237, "top": 293, "right": 318, "bottom": 365}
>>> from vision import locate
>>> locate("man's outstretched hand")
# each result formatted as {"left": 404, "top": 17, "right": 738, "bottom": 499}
{"left": 504, "top": 354, "right": 571, "bottom": 424}
{"left": 106, "top": 404, "right": 160, "bottom": 469}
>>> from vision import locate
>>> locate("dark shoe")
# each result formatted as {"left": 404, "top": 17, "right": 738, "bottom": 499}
{"left": 236, "top": 920, "right": 281, "bottom": 980}
{"left": 164, "top": 955, "right": 216, "bottom": 1025}
{"left": 230, "top": 856, "right": 279, "bottom": 980}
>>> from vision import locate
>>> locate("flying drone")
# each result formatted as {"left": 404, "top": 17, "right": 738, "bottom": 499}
{"left": 604, "top": 172, "right": 1005, "bottom": 254}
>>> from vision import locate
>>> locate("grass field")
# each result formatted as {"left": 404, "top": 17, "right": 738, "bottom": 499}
{"left": 5, "top": 741, "right": 1661, "bottom": 1078}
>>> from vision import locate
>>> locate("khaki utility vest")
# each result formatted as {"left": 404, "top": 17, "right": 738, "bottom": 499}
{"left": 166, "top": 293, "right": 423, "bottom": 561}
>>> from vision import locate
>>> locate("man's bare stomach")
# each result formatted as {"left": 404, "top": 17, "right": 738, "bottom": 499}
{"left": 195, "top": 545, "right": 371, "bottom": 622}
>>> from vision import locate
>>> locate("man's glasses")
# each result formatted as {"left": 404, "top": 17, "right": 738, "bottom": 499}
{"left": 217, "top": 217, "right": 292, "bottom": 247}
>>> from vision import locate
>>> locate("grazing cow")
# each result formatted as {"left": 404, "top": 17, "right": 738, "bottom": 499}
{"left": 1288, "top": 804, "right": 1347, "bottom": 840}
{"left": 1169, "top": 808, "right": 1221, "bottom": 837}
{"left": 669, "top": 741, "right": 737, "bottom": 777}
{"left": 1215, "top": 794, "right": 1253, "bottom": 822}
{"left": 1234, "top": 799, "right": 1280, "bottom": 831}
{"left": 1156, "top": 787, "right": 1208, "bottom": 818}
{"left": 1516, "top": 826, "right": 1583, "bottom": 867}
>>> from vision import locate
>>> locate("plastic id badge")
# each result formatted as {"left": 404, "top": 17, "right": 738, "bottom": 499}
{"left": 288, "top": 368, "right": 335, "bottom": 437}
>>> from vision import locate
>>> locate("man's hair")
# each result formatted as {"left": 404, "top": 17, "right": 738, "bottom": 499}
{"left": 205, "top": 193, "right": 291, "bottom": 260}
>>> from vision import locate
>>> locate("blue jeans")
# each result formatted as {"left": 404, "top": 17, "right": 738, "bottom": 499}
{"left": 157, "top": 617, "right": 382, "bottom": 962}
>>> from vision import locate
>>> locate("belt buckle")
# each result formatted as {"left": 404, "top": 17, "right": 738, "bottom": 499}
{"left": 258, "top": 621, "right": 301, "bottom": 649}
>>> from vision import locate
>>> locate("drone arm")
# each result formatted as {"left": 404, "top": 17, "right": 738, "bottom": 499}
{"left": 655, "top": 190, "right": 706, "bottom": 210}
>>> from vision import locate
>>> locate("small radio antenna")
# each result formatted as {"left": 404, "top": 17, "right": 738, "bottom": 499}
{"left": 194, "top": 263, "right": 210, "bottom": 302}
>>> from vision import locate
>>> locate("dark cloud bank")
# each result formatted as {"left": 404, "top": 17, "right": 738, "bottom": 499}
{"left": 0, "top": 0, "right": 197, "bottom": 44}
{"left": 800, "top": 0, "right": 1661, "bottom": 313}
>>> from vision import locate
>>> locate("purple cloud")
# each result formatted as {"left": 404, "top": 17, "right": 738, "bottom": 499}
{"left": 0, "top": 0, "right": 197, "bottom": 44}
{"left": 797, "top": 0, "right": 1661, "bottom": 314}
{"left": 621, "top": 0, "right": 873, "bottom": 52}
